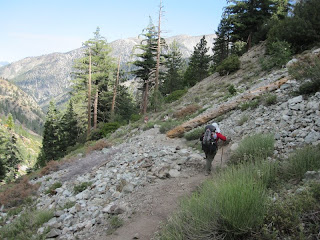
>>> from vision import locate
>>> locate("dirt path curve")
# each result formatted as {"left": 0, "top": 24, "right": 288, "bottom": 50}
{"left": 95, "top": 145, "right": 230, "bottom": 240}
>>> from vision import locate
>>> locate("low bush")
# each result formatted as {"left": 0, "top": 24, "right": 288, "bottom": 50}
{"left": 263, "top": 93, "right": 277, "bottom": 105}
{"left": 130, "top": 114, "right": 141, "bottom": 122}
{"left": 0, "top": 177, "right": 40, "bottom": 208}
{"left": 158, "top": 162, "right": 270, "bottom": 239}
{"left": 228, "top": 84, "right": 237, "bottom": 95}
{"left": 159, "top": 120, "right": 182, "bottom": 134}
{"left": 86, "top": 139, "right": 112, "bottom": 154}
{"left": 107, "top": 216, "right": 124, "bottom": 235}
{"left": 73, "top": 181, "right": 92, "bottom": 194}
{"left": 61, "top": 201, "right": 76, "bottom": 210}
{"left": 262, "top": 191, "right": 317, "bottom": 239}
{"left": 261, "top": 41, "right": 292, "bottom": 70}
{"left": 40, "top": 160, "right": 60, "bottom": 176}
{"left": 45, "top": 182, "right": 62, "bottom": 195}
{"left": 239, "top": 99, "right": 260, "bottom": 111}
{"left": 184, "top": 127, "right": 203, "bottom": 141}
{"left": 164, "top": 89, "right": 187, "bottom": 103}
{"left": 173, "top": 104, "right": 200, "bottom": 119}
{"left": 216, "top": 55, "right": 241, "bottom": 76}
{"left": 229, "top": 133, "right": 275, "bottom": 165}
{"left": 281, "top": 145, "right": 320, "bottom": 181}
{"left": 237, "top": 115, "right": 249, "bottom": 126}
{"left": 0, "top": 208, "right": 53, "bottom": 240}
{"left": 101, "top": 122, "right": 121, "bottom": 136}
{"left": 289, "top": 54, "right": 320, "bottom": 95}
{"left": 143, "top": 121, "right": 155, "bottom": 131}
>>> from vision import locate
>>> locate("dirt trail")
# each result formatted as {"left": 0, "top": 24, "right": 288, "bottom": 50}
{"left": 95, "top": 145, "right": 230, "bottom": 240}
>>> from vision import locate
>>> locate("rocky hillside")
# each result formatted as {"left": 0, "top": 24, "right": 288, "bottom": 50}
{"left": 1, "top": 44, "right": 319, "bottom": 239}
{"left": 0, "top": 78, "right": 45, "bottom": 134}
{"left": 0, "top": 34, "right": 215, "bottom": 109}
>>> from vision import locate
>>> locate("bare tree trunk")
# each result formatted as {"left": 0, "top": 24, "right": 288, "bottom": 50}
{"left": 166, "top": 77, "right": 289, "bottom": 138}
{"left": 93, "top": 89, "right": 98, "bottom": 129}
{"left": 154, "top": 0, "right": 163, "bottom": 112}
{"left": 111, "top": 56, "right": 121, "bottom": 119}
{"left": 143, "top": 80, "right": 149, "bottom": 115}
{"left": 87, "top": 49, "right": 92, "bottom": 138}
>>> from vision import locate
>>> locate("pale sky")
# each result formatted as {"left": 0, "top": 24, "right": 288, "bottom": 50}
{"left": 0, "top": 0, "right": 227, "bottom": 62}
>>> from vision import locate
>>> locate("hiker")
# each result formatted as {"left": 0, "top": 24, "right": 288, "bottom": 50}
{"left": 144, "top": 116, "right": 148, "bottom": 124}
{"left": 163, "top": 114, "right": 169, "bottom": 121}
{"left": 200, "top": 123, "right": 227, "bottom": 175}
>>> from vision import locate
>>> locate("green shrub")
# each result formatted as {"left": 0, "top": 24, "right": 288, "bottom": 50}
{"left": 89, "top": 128, "right": 104, "bottom": 140}
{"left": 73, "top": 182, "right": 92, "bottom": 194}
{"left": 237, "top": 115, "right": 249, "bottom": 126}
{"left": 281, "top": 145, "right": 320, "bottom": 181}
{"left": 130, "top": 114, "right": 141, "bottom": 122}
{"left": 159, "top": 120, "right": 182, "bottom": 134}
{"left": 184, "top": 127, "right": 203, "bottom": 141}
{"left": 0, "top": 209, "right": 53, "bottom": 240}
{"left": 216, "top": 55, "right": 241, "bottom": 76}
{"left": 107, "top": 216, "right": 124, "bottom": 235}
{"left": 61, "top": 201, "right": 76, "bottom": 210}
{"left": 45, "top": 182, "right": 62, "bottom": 195}
{"left": 261, "top": 41, "right": 292, "bottom": 70}
{"left": 264, "top": 93, "right": 277, "bottom": 105}
{"left": 239, "top": 99, "right": 260, "bottom": 111}
{"left": 228, "top": 84, "right": 237, "bottom": 95}
{"left": 230, "top": 134, "right": 275, "bottom": 165}
{"left": 142, "top": 121, "right": 155, "bottom": 131}
{"left": 158, "top": 162, "right": 269, "bottom": 239}
{"left": 262, "top": 191, "right": 317, "bottom": 239}
{"left": 289, "top": 54, "right": 320, "bottom": 95}
{"left": 164, "top": 89, "right": 188, "bottom": 103}
{"left": 309, "top": 182, "right": 320, "bottom": 201}
{"left": 101, "top": 122, "right": 121, "bottom": 137}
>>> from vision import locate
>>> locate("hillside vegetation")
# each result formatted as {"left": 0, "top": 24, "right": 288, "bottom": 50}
{"left": 1, "top": 0, "right": 320, "bottom": 239}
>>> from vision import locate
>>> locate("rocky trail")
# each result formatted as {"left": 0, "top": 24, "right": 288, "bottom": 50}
{"left": 2, "top": 48, "right": 320, "bottom": 240}
{"left": 29, "top": 127, "right": 229, "bottom": 240}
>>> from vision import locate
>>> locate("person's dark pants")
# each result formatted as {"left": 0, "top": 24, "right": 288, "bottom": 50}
{"left": 205, "top": 150, "right": 217, "bottom": 174}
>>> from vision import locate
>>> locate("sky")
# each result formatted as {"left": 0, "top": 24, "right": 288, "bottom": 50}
{"left": 0, "top": 0, "right": 227, "bottom": 63}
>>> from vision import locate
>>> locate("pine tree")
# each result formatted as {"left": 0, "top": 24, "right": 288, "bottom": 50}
{"left": 6, "top": 113, "right": 14, "bottom": 130}
{"left": 184, "top": 36, "right": 211, "bottom": 87}
{"left": 72, "top": 27, "right": 116, "bottom": 134}
{"left": 225, "top": 0, "right": 280, "bottom": 49}
{"left": 0, "top": 131, "right": 22, "bottom": 181}
{"left": 212, "top": 17, "right": 232, "bottom": 69}
{"left": 132, "top": 18, "right": 158, "bottom": 114}
{"left": 161, "top": 40, "right": 184, "bottom": 95}
{"left": 59, "top": 100, "right": 78, "bottom": 154}
{"left": 36, "top": 101, "right": 60, "bottom": 167}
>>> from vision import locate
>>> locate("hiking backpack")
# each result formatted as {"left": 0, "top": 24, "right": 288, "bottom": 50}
{"left": 202, "top": 125, "right": 217, "bottom": 154}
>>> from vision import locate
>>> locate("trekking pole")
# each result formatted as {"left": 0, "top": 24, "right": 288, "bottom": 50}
{"left": 220, "top": 147, "right": 224, "bottom": 168}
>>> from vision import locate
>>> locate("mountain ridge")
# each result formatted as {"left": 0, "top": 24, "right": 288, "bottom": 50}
{"left": 0, "top": 34, "right": 216, "bottom": 109}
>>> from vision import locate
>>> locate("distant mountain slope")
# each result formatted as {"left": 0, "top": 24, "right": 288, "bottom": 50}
{"left": 0, "top": 78, "right": 45, "bottom": 134}
{"left": 0, "top": 61, "right": 9, "bottom": 67}
{"left": 0, "top": 34, "right": 215, "bottom": 109}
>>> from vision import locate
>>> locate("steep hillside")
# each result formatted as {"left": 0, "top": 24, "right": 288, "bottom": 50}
{"left": 2, "top": 44, "right": 319, "bottom": 239}
{"left": 0, "top": 78, "right": 45, "bottom": 134}
{"left": 0, "top": 34, "right": 215, "bottom": 109}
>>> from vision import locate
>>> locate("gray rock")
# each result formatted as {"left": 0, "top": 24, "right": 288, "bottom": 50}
{"left": 305, "top": 130, "right": 320, "bottom": 144}
{"left": 46, "top": 228, "right": 62, "bottom": 238}
{"left": 288, "top": 95, "right": 303, "bottom": 105}
{"left": 286, "top": 58, "right": 298, "bottom": 68}
{"left": 169, "top": 169, "right": 180, "bottom": 178}
{"left": 307, "top": 101, "right": 319, "bottom": 110}
{"left": 122, "top": 183, "right": 134, "bottom": 193}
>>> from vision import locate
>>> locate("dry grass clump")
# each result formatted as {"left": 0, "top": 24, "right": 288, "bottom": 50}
{"left": 86, "top": 139, "right": 112, "bottom": 155}
{"left": 0, "top": 176, "right": 40, "bottom": 209}
{"left": 39, "top": 160, "right": 60, "bottom": 177}
{"left": 173, "top": 104, "right": 201, "bottom": 119}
